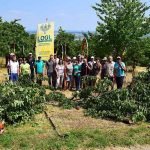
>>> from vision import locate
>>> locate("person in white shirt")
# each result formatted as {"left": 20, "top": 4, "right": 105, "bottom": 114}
{"left": 54, "top": 54, "right": 59, "bottom": 65}
{"left": 8, "top": 55, "right": 19, "bottom": 82}
{"left": 66, "top": 58, "right": 73, "bottom": 89}
{"left": 56, "top": 59, "right": 65, "bottom": 88}
{"left": 107, "top": 56, "right": 115, "bottom": 89}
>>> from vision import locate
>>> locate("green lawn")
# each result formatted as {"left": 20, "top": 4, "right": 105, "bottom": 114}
{"left": 0, "top": 105, "right": 150, "bottom": 150}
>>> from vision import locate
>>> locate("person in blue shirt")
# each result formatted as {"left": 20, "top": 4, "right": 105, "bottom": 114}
{"left": 114, "top": 56, "right": 126, "bottom": 89}
{"left": 35, "top": 56, "right": 45, "bottom": 85}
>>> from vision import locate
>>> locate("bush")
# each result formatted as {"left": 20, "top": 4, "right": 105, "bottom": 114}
{"left": 79, "top": 71, "right": 150, "bottom": 123}
{"left": 0, "top": 82, "right": 46, "bottom": 124}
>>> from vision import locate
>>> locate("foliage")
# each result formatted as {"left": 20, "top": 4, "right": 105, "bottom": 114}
{"left": 46, "top": 92, "right": 75, "bottom": 109}
{"left": 0, "top": 18, "right": 35, "bottom": 57}
{"left": 125, "top": 37, "right": 150, "bottom": 66}
{"left": 78, "top": 71, "right": 150, "bottom": 123}
{"left": 93, "top": 0, "right": 150, "bottom": 57}
{"left": 0, "top": 82, "right": 45, "bottom": 124}
{"left": 55, "top": 27, "right": 82, "bottom": 57}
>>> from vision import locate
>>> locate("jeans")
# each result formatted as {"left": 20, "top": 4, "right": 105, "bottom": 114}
{"left": 30, "top": 69, "right": 34, "bottom": 81}
{"left": 10, "top": 73, "right": 18, "bottom": 82}
{"left": 116, "top": 76, "right": 124, "bottom": 89}
{"left": 47, "top": 72, "right": 53, "bottom": 86}
{"left": 74, "top": 76, "right": 81, "bottom": 91}
{"left": 57, "top": 75, "right": 64, "bottom": 88}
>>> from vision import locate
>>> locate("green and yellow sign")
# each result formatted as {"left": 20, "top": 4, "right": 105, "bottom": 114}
{"left": 36, "top": 22, "right": 54, "bottom": 60}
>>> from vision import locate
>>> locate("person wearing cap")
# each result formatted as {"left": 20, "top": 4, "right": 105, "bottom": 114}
{"left": 27, "top": 53, "right": 35, "bottom": 81}
{"left": 101, "top": 57, "right": 108, "bottom": 79}
{"left": 107, "top": 56, "right": 115, "bottom": 89}
{"left": 35, "top": 56, "right": 45, "bottom": 86}
{"left": 7, "top": 53, "right": 15, "bottom": 80}
{"left": 72, "top": 57, "right": 77, "bottom": 65}
{"left": 88, "top": 56, "right": 95, "bottom": 74}
{"left": 9, "top": 55, "right": 19, "bottom": 82}
{"left": 114, "top": 56, "right": 126, "bottom": 89}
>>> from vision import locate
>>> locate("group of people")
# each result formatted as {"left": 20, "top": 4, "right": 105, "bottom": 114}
{"left": 7, "top": 53, "right": 126, "bottom": 90}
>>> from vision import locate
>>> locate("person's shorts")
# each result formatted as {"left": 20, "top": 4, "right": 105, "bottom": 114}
{"left": 47, "top": 72, "right": 53, "bottom": 77}
{"left": 10, "top": 73, "right": 18, "bottom": 82}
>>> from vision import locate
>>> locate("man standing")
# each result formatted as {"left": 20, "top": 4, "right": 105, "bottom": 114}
{"left": 27, "top": 53, "right": 35, "bottom": 81}
{"left": 101, "top": 57, "right": 108, "bottom": 79}
{"left": 114, "top": 56, "right": 126, "bottom": 89}
{"left": 107, "top": 56, "right": 115, "bottom": 89}
{"left": 35, "top": 56, "right": 45, "bottom": 86}
{"left": 46, "top": 55, "right": 56, "bottom": 87}
{"left": 9, "top": 55, "right": 19, "bottom": 82}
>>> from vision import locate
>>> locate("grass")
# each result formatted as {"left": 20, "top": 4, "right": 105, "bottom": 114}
{"left": 0, "top": 67, "right": 149, "bottom": 149}
{"left": 0, "top": 105, "right": 150, "bottom": 150}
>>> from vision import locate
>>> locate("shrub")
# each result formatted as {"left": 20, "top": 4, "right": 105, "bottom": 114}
{"left": 0, "top": 82, "right": 46, "bottom": 124}
{"left": 79, "top": 71, "right": 150, "bottom": 123}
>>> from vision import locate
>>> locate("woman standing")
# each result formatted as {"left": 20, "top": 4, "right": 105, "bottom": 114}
{"left": 66, "top": 58, "right": 73, "bottom": 90}
{"left": 73, "top": 60, "right": 81, "bottom": 91}
{"left": 56, "top": 59, "right": 65, "bottom": 89}
{"left": 20, "top": 58, "right": 30, "bottom": 76}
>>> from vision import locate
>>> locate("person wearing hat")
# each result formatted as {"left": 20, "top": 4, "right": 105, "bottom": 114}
{"left": 88, "top": 56, "right": 95, "bottom": 74}
{"left": 9, "top": 55, "right": 19, "bottom": 82}
{"left": 7, "top": 53, "right": 15, "bottom": 80}
{"left": 72, "top": 57, "right": 77, "bottom": 65}
{"left": 107, "top": 56, "right": 115, "bottom": 89}
{"left": 27, "top": 53, "right": 35, "bottom": 81}
{"left": 114, "top": 56, "right": 126, "bottom": 89}
{"left": 101, "top": 57, "right": 108, "bottom": 79}
{"left": 35, "top": 56, "right": 45, "bottom": 86}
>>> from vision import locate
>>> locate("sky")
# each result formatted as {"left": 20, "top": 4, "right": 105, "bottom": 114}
{"left": 0, "top": 0, "right": 149, "bottom": 31}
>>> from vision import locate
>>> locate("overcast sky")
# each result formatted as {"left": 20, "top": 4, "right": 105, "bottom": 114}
{"left": 0, "top": 0, "right": 149, "bottom": 31}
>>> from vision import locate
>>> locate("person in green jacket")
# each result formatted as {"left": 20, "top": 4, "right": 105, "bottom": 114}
{"left": 73, "top": 60, "right": 81, "bottom": 91}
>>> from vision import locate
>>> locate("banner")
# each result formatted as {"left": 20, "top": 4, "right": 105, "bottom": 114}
{"left": 36, "top": 22, "right": 54, "bottom": 60}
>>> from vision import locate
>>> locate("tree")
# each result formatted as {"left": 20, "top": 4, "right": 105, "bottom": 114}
{"left": 83, "top": 32, "right": 111, "bottom": 58}
{"left": 55, "top": 27, "right": 82, "bottom": 57}
{"left": 125, "top": 37, "right": 150, "bottom": 67}
{"left": 0, "top": 18, "right": 35, "bottom": 57}
{"left": 93, "top": 0, "right": 150, "bottom": 57}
